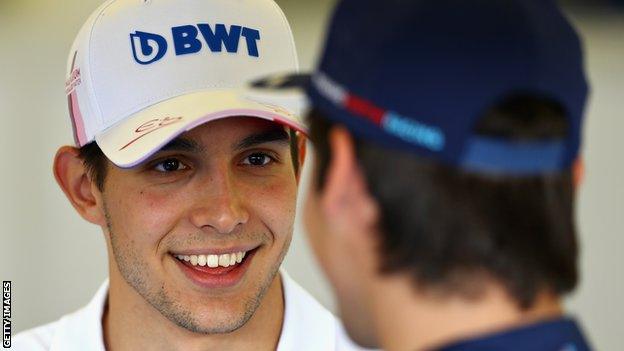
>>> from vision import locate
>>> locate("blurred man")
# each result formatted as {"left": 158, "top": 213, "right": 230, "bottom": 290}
{"left": 301, "top": 0, "right": 593, "bottom": 350}
{"left": 13, "top": 0, "right": 363, "bottom": 350}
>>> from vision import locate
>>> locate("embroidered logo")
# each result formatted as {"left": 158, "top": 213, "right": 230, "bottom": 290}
{"left": 119, "top": 116, "right": 184, "bottom": 151}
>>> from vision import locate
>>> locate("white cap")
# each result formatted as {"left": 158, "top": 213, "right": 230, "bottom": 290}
{"left": 65, "top": 0, "right": 303, "bottom": 168}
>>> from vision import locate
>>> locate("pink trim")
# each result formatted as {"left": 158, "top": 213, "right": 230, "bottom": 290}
{"left": 66, "top": 51, "right": 88, "bottom": 146}
{"left": 272, "top": 115, "right": 309, "bottom": 135}
{"left": 114, "top": 109, "right": 307, "bottom": 168}
{"left": 70, "top": 91, "right": 88, "bottom": 146}
{"left": 183, "top": 108, "right": 307, "bottom": 136}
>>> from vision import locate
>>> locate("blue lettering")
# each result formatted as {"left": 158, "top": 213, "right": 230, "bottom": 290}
{"left": 382, "top": 113, "right": 445, "bottom": 151}
{"left": 132, "top": 23, "right": 261, "bottom": 65}
{"left": 198, "top": 24, "right": 242, "bottom": 53}
{"left": 241, "top": 27, "right": 260, "bottom": 57}
{"left": 171, "top": 25, "right": 202, "bottom": 55}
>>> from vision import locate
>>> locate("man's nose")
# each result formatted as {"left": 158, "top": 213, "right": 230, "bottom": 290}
{"left": 189, "top": 166, "right": 249, "bottom": 234}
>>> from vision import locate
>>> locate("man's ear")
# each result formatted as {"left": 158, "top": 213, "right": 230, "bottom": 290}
{"left": 295, "top": 132, "right": 307, "bottom": 183}
{"left": 320, "top": 127, "right": 379, "bottom": 234}
{"left": 53, "top": 146, "right": 106, "bottom": 226}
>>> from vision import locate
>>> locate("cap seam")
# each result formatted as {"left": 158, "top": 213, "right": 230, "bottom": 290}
{"left": 267, "top": 0, "right": 299, "bottom": 72}
{"left": 458, "top": 2, "right": 542, "bottom": 164}
{"left": 87, "top": 0, "right": 118, "bottom": 134}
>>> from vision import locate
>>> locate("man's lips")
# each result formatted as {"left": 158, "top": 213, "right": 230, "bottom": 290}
{"left": 171, "top": 248, "right": 259, "bottom": 289}
{"left": 170, "top": 245, "right": 258, "bottom": 269}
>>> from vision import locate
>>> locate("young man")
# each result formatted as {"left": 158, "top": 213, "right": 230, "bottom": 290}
{"left": 300, "top": 0, "right": 593, "bottom": 350}
{"left": 14, "top": 0, "right": 363, "bottom": 350}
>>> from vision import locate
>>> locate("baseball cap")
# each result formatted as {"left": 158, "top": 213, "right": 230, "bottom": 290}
{"left": 65, "top": 0, "right": 304, "bottom": 168}
{"left": 254, "top": 0, "right": 589, "bottom": 175}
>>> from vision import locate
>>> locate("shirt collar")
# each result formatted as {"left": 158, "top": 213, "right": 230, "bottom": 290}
{"left": 49, "top": 278, "right": 108, "bottom": 351}
{"left": 50, "top": 270, "right": 337, "bottom": 350}
{"left": 277, "top": 269, "right": 337, "bottom": 350}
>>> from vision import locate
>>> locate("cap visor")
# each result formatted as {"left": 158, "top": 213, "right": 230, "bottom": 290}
{"left": 247, "top": 73, "right": 311, "bottom": 117}
{"left": 96, "top": 89, "right": 306, "bottom": 168}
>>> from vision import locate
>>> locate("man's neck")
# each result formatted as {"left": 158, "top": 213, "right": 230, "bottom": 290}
{"left": 102, "top": 272, "right": 284, "bottom": 351}
{"left": 369, "top": 276, "right": 563, "bottom": 351}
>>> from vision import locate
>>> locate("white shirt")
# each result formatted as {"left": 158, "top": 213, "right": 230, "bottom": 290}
{"left": 13, "top": 270, "right": 367, "bottom": 351}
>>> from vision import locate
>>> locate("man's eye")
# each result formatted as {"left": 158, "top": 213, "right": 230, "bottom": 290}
{"left": 242, "top": 153, "right": 273, "bottom": 166}
{"left": 154, "top": 158, "right": 187, "bottom": 172}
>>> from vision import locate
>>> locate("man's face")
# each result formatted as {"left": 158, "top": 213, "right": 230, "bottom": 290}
{"left": 303, "top": 151, "right": 379, "bottom": 348}
{"left": 99, "top": 117, "right": 299, "bottom": 334}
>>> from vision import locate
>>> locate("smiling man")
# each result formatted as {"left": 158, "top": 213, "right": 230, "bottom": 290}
{"left": 12, "top": 0, "right": 362, "bottom": 350}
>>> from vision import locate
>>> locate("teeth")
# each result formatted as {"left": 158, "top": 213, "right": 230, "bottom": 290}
{"left": 176, "top": 251, "right": 248, "bottom": 267}
{"left": 219, "top": 254, "right": 230, "bottom": 267}
{"left": 207, "top": 254, "right": 219, "bottom": 268}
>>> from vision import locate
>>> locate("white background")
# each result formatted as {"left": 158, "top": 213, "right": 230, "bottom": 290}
{"left": 0, "top": 1, "right": 622, "bottom": 350}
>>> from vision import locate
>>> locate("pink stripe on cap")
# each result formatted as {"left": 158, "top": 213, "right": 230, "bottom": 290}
{"left": 70, "top": 90, "right": 88, "bottom": 146}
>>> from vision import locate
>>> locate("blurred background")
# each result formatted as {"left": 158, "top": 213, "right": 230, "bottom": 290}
{"left": 0, "top": 0, "right": 622, "bottom": 349}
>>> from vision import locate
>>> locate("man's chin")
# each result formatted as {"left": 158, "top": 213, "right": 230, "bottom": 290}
{"left": 178, "top": 316, "right": 250, "bottom": 335}
{"left": 339, "top": 304, "right": 380, "bottom": 349}
{"left": 159, "top": 296, "right": 260, "bottom": 334}
{"left": 163, "top": 302, "right": 256, "bottom": 335}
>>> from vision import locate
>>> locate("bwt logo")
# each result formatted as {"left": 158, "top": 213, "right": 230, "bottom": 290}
{"left": 131, "top": 23, "right": 261, "bottom": 65}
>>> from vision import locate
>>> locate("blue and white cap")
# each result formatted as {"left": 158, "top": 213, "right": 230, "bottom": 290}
{"left": 304, "top": 0, "right": 589, "bottom": 175}
{"left": 65, "top": 0, "right": 304, "bottom": 168}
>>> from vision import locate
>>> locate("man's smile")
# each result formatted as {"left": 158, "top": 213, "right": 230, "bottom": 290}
{"left": 171, "top": 244, "right": 260, "bottom": 267}
{"left": 175, "top": 251, "right": 246, "bottom": 268}
{"left": 170, "top": 247, "right": 260, "bottom": 289}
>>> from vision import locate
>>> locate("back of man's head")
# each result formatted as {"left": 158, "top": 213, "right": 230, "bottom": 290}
{"left": 309, "top": 94, "right": 576, "bottom": 308}
{"left": 305, "top": 0, "right": 588, "bottom": 309}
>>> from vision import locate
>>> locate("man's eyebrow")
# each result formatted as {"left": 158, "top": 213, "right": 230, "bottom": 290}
{"left": 234, "top": 128, "right": 290, "bottom": 151}
{"left": 158, "top": 137, "right": 204, "bottom": 153}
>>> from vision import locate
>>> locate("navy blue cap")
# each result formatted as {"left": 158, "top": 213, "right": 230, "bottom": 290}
{"left": 307, "top": 0, "right": 589, "bottom": 175}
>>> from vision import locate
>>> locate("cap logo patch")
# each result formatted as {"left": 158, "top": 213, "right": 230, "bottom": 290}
{"left": 130, "top": 23, "right": 261, "bottom": 65}
{"left": 119, "top": 116, "right": 184, "bottom": 151}
{"left": 131, "top": 31, "right": 169, "bottom": 65}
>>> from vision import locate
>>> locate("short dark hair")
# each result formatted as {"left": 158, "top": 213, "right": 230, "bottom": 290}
{"left": 307, "top": 95, "right": 577, "bottom": 309}
{"left": 79, "top": 141, "right": 109, "bottom": 192}
{"left": 79, "top": 128, "right": 300, "bottom": 192}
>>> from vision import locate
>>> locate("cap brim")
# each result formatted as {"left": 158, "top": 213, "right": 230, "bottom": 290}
{"left": 96, "top": 89, "right": 306, "bottom": 168}
{"left": 247, "top": 73, "right": 311, "bottom": 116}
